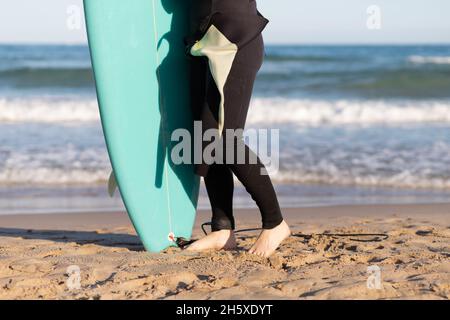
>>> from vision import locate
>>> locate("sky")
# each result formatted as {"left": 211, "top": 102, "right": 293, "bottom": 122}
{"left": 0, "top": 0, "right": 449, "bottom": 44}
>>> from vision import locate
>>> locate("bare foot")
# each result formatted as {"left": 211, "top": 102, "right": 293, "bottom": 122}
{"left": 248, "top": 220, "right": 291, "bottom": 257}
{"left": 186, "top": 230, "right": 236, "bottom": 251}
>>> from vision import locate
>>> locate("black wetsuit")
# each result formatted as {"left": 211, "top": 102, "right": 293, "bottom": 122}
{"left": 187, "top": 0, "right": 283, "bottom": 231}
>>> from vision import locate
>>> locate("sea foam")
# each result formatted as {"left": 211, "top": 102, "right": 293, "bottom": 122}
{"left": 2, "top": 97, "right": 450, "bottom": 126}
{"left": 408, "top": 55, "right": 450, "bottom": 65}
{"left": 248, "top": 98, "right": 450, "bottom": 125}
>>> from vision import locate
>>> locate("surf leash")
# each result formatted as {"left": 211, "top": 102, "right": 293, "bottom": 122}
{"left": 176, "top": 222, "right": 388, "bottom": 250}
{"left": 292, "top": 232, "right": 389, "bottom": 242}
{"left": 201, "top": 222, "right": 389, "bottom": 243}
{"left": 175, "top": 237, "right": 196, "bottom": 249}
{"left": 151, "top": 0, "right": 175, "bottom": 240}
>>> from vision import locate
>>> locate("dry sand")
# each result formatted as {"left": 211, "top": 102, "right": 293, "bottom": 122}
{"left": 0, "top": 204, "right": 449, "bottom": 300}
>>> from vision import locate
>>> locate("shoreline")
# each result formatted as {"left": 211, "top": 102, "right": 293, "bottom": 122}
{"left": 2, "top": 182, "right": 450, "bottom": 216}
{"left": 0, "top": 202, "right": 449, "bottom": 229}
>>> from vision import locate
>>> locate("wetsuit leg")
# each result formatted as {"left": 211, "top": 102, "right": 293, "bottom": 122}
{"left": 189, "top": 0, "right": 283, "bottom": 230}
{"left": 205, "top": 163, "right": 235, "bottom": 231}
{"left": 204, "top": 35, "right": 283, "bottom": 230}
{"left": 225, "top": 137, "right": 283, "bottom": 230}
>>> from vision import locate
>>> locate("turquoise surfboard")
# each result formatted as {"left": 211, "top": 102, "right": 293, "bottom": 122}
{"left": 84, "top": 0, "right": 200, "bottom": 252}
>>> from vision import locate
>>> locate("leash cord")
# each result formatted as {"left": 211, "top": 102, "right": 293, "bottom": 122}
{"left": 175, "top": 222, "right": 389, "bottom": 249}
{"left": 201, "top": 222, "right": 389, "bottom": 242}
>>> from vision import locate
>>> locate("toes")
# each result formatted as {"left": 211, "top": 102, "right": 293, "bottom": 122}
{"left": 249, "top": 248, "right": 266, "bottom": 257}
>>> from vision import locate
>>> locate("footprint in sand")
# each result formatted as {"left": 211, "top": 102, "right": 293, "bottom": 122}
{"left": 8, "top": 259, "right": 54, "bottom": 274}
{"left": 73, "top": 244, "right": 104, "bottom": 255}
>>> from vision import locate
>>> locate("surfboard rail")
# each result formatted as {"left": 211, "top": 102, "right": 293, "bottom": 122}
{"left": 84, "top": 0, "right": 199, "bottom": 252}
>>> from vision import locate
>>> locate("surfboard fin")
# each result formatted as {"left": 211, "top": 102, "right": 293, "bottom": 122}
{"left": 108, "top": 171, "right": 117, "bottom": 197}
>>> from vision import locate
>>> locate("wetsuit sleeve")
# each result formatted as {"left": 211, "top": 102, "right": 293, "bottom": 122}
{"left": 205, "top": 12, "right": 269, "bottom": 49}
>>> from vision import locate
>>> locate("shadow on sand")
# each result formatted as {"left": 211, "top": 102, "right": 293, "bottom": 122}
{"left": 0, "top": 228, "right": 145, "bottom": 251}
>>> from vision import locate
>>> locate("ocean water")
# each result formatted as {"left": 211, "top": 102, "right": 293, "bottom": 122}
{"left": 1, "top": 44, "right": 450, "bottom": 213}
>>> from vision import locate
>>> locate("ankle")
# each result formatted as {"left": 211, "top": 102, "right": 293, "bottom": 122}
{"left": 262, "top": 219, "right": 289, "bottom": 231}
{"left": 211, "top": 229, "right": 234, "bottom": 237}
